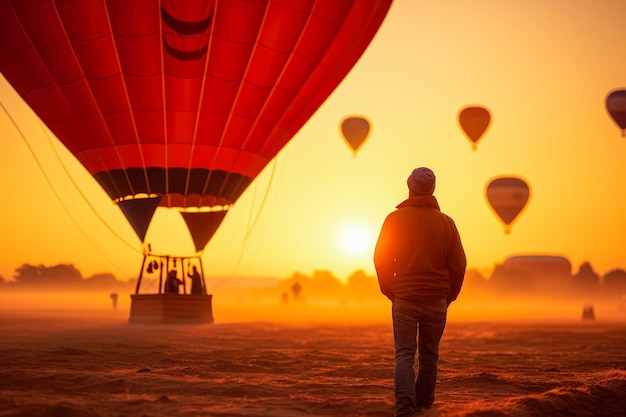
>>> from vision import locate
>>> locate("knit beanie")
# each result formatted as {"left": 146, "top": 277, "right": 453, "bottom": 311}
{"left": 407, "top": 167, "right": 436, "bottom": 195}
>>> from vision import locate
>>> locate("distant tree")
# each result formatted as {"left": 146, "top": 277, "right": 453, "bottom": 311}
{"left": 488, "top": 264, "right": 532, "bottom": 294}
{"left": 310, "top": 270, "right": 344, "bottom": 297}
{"left": 12, "top": 264, "right": 42, "bottom": 285}
{"left": 277, "top": 270, "right": 345, "bottom": 301}
{"left": 85, "top": 273, "right": 118, "bottom": 286}
{"left": 463, "top": 269, "right": 488, "bottom": 293}
{"left": 83, "top": 273, "right": 136, "bottom": 292}
{"left": 571, "top": 261, "right": 600, "bottom": 297}
{"left": 13, "top": 263, "right": 83, "bottom": 288}
{"left": 7, "top": 264, "right": 134, "bottom": 292}
{"left": 603, "top": 268, "right": 626, "bottom": 298}
{"left": 346, "top": 270, "right": 379, "bottom": 301}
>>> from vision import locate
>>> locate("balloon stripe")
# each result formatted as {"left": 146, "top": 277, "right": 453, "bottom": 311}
{"left": 161, "top": 6, "right": 212, "bottom": 36}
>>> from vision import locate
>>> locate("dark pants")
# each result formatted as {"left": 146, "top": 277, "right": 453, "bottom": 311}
{"left": 392, "top": 298, "right": 447, "bottom": 417}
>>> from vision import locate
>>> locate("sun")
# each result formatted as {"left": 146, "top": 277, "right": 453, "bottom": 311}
{"left": 336, "top": 222, "right": 374, "bottom": 257}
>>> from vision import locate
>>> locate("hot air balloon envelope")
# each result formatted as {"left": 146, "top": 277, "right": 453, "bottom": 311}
{"left": 606, "top": 89, "right": 626, "bottom": 137}
{"left": 485, "top": 176, "right": 530, "bottom": 234}
{"left": 459, "top": 106, "right": 491, "bottom": 150}
{"left": 0, "top": 0, "right": 393, "bottom": 250}
{"left": 341, "top": 116, "right": 371, "bottom": 155}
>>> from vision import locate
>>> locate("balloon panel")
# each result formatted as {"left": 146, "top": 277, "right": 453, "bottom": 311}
{"left": 117, "top": 197, "right": 161, "bottom": 242}
{"left": 0, "top": 0, "right": 393, "bottom": 211}
{"left": 485, "top": 177, "right": 530, "bottom": 226}
{"left": 180, "top": 211, "right": 228, "bottom": 253}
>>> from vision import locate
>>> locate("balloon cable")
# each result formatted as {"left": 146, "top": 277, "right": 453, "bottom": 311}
{"left": 38, "top": 123, "right": 140, "bottom": 254}
{"left": 0, "top": 101, "right": 137, "bottom": 278}
{"left": 210, "top": 153, "right": 281, "bottom": 290}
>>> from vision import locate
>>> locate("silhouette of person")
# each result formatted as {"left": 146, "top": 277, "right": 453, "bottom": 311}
{"left": 291, "top": 282, "right": 302, "bottom": 300}
{"left": 165, "top": 269, "right": 183, "bottom": 294}
{"left": 187, "top": 265, "right": 203, "bottom": 295}
{"left": 110, "top": 292, "right": 118, "bottom": 310}
{"left": 374, "top": 167, "right": 466, "bottom": 417}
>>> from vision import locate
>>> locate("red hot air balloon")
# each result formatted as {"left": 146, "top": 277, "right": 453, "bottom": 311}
{"left": 0, "top": 0, "right": 393, "bottom": 252}
{"left": 458, "top": 106, "right": 491, "bottom": 150}
{"left": 340, "top": 115, "right": 371, "bottom": 156}
{"left": 485, "top": 176, "right": 530, "bottom": 234}
{"left": 0, "top": 0, "right": 393, "bottom": 322}
{"left": 606, "top": 89, "right": 626, "bottom": 137}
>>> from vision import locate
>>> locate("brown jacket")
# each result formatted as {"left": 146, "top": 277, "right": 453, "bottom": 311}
{"left": 373, "top": 195, "right": 466, "bottom": 304}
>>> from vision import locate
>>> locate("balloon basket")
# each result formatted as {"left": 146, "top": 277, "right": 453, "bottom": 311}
{"left": 128, "top": 252, "right": 214, "bottom": 324}
{"left": 128, "top": 294, "right": 213, "bottom": 324}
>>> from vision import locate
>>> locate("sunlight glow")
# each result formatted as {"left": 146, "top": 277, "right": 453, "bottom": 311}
{"left": 336, "top": 223, "right": 374, "bottom": 257}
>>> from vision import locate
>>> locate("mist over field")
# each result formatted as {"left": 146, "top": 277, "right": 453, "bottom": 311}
{"left": 2, "top": 255, "right": 625, "bottom": 323}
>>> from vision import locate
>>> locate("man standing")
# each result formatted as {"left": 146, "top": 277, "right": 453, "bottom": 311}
{"left": 187, "top": 265, "right": 204, "bottom": 295}
{"left": 374, "top": 167, "right": 466, "bottom": 417}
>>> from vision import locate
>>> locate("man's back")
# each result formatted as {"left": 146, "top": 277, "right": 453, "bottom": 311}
{"left": 374, "top": 194, "right": 466, "bottom": 303}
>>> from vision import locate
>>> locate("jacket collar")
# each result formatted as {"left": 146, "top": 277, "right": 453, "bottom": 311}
{"left": 396, "top": 194, "right": 440, "bottom": 210}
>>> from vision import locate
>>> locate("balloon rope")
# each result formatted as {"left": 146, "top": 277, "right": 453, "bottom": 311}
{"left": 0, "top": 101, "right": 138, "bottom": 278}
{"left": 242, "top": 157, "right": 278, "bottom": 244}
{"left": 38, "top": 123, "right": 141, "bottom": 254}
{"left": 208, "top": 153, "right": 280, "bottom": 290}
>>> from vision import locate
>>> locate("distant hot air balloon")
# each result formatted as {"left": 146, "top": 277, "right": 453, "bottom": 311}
{"left": 340, "top": 116, "right": 371, "bottom": 156}
{"left": 458, "top": 106, "right": 491, "bottom": 150}
{"left": 0, "top": 0, "right": 392, "bottom": 252}
{"left": 606, "top": 89, "right": 626, "bottom": 137}
{"left": 485, "top": 176, "right": 530, "bottom": 234}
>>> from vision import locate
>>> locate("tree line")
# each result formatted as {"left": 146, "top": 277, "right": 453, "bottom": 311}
{"left": 2, "top": 261, "right": 626, "bottom": 302}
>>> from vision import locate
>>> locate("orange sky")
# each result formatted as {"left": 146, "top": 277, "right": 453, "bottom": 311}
{"left": 2, "top": 0, "right": 626, "bottom": 286}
